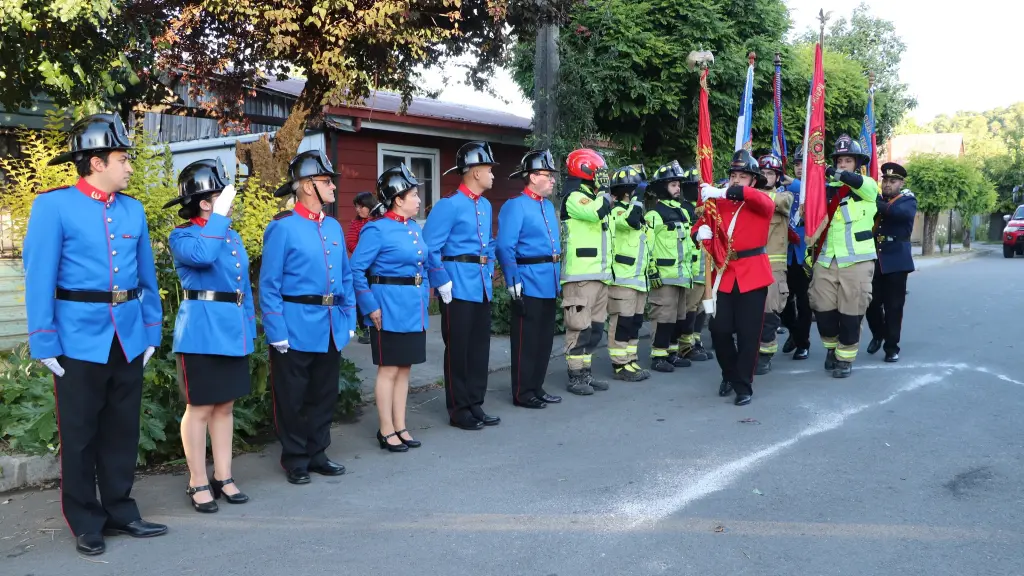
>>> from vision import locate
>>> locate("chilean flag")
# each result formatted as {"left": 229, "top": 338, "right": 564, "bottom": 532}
{"left": 801, "top": 41, "right": 827, "bottom": 245}
{"left": 734, "top": 59, "right": 754, "bottom": 153}
{"left": 859, "top": 86, "right": 879, "bottom": 181}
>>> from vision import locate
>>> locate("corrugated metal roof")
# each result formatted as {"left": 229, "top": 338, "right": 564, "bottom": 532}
{"left": 262, "top": 78, "right": 532, "bottom": 131}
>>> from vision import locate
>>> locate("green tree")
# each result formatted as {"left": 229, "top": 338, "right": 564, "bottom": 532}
{"left": 904, "top": 153, "right": 994, "bottom": 255}
{"left": 800, "top": 1, "right": 917, "bottom": 144}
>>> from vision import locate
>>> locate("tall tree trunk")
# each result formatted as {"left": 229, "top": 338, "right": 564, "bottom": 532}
{"left": 532, "top": 23, "right": 559, "bottom": 151}
{"left": 921, "top": 211, "right": 939, "bottom": 256}
{"left": 962, "top": 220, "right": 972, "bottom": 249}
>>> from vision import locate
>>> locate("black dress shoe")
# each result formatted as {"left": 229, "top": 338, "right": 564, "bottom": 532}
{"left": 186, "top": 484, "right": 219, "bottom": 513}
{"left": 104, "top": 519, "right": 167, "bottom": 538}
{"left": 396, "top": 429, "right": 421, "bottom": 448}
{"left": 734, "top": 394, "right": 752, "bottom": 406}
{"left": 793, "top": 347, "right": 809, "bottom": 360}
{"left": 782, "top": 337, "right": 796, "bottom": 354}
{"left": 718, "top": 381, "right": 733, "bottom": 397}
{"left": 210, "top": 477, "right": 249, "bottom": 504}
{"left": 477, "top": 414, "right": 501, "bottom": 426}
{"left": 287, "top": 469, "right": 311, "bottom": 484}
{"left": 377, "top": 429, "right": 409, "bottom": 452}
{"left": 513, "top": 396, "right": 547, "bottom": 409}
{"left": 867, "top": 337, "right": 883, "bottom": 355}
{"left": 76, "top": 533, "right": 105, "bottom": 555}
{"left": 450, "top": 417, "right": 484, "bottom": 431}
{"left": 884, "top": 351, "right": 899, "bottom": 363}
{"left": 537, "top": 392, "right": 562, "bottom": 404}
{"left": 309, "top": 459, "right": 346, "bottom": 476}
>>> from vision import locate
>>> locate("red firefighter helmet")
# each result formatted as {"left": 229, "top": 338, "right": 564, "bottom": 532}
{"left": 565, "top": 148, "right": 607, "bottom": 181}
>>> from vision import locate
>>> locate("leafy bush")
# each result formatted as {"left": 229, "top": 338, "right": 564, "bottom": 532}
{"left": 0, "top": 122, "right": 363, "bottom": 464}
{"left": 488, "top": 263, "right": 565, "bottom": 336}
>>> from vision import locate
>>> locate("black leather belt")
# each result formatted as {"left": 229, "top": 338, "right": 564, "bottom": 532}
{"left": 282, "top": 294, "right": 340, "bottom": 306}
{"left": 184, "top": 289, "right": 244, "bottom": 305}
{"left": 369, "top": 274, "right": 423, "bottom": 286}
{"left": 55, "top": 288, "right": 140, "bottom": 304}
{"left": 727, "top": 247, "right": 766, "bottom": 261}
{"left": 443, "top": 254, "right": 488, "bottom": 264}
{"left": 878, "top": 235, "right": 910, "bottom": 243}
{"left": 516, "top": 255, "right": 560, "bottom": 264}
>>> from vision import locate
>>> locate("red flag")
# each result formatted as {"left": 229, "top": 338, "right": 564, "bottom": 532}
{"left": 802, "top": 41, "right": 827, "bottom": 247}
{"left": 697, "top": 68, "right": 714, "bottom": 185}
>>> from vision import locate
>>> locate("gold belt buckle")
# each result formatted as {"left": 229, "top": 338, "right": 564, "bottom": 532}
{"left": 414, "top": 273, "right": 422, "bottom": 287}
{"left": 236, "top": 290, "right": 244, "bottom": 306}
{"left": 321, "top": 294, "right": 334, "bottom": 306}
{"left": 479, "top": 255, "right": 488, "bottom": 265}
{"left": 552, "top": 253, "right": 561, "bottom": 263}
{"left": 727, "top": 248, "right": 738, "bottom": 261}
{"left": 112, "top": 290, "right": 128, "bottom": 304}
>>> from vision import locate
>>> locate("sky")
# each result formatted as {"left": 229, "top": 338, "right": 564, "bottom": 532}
{"left": 418, "top": 0, "right": 1024, "bottom": 124}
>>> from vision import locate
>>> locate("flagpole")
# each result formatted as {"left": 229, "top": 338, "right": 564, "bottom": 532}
{"left": 687, "top": 48, "right": 717, "bottom": 307}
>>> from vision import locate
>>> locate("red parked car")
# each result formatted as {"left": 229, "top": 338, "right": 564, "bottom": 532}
{"left": 1003, "top": 205, "right": 1024, "bottom": 258}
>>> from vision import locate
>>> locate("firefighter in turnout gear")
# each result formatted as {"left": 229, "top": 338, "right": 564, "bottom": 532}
{"left": 755, "top": 154, "right": 794, "bottom": 375}
{"left": 607, "top": 165, "right": 650, "bottom": 382}
{"left": 676, "top": 166, "right": 713, "bottom": 362}
{"left": 560, "top": 148, "right": 613, "bottom": 396}
{"left": 807, "top": 134, "right": 880, "bottom": 378}
{"left": 645, "top": 161, "right": 695, "bottom": 373}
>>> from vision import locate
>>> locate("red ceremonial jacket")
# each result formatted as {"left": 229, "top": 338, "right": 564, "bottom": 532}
{"left": 691, "top": 186, "right": 774, "bottom": 294}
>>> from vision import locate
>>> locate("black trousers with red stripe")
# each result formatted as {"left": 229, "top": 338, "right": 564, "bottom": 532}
{"left": 510, "top": 296, "right": 556, "bottom": 403}
{"left": 53, "top": 336, "right": 144, "bottom": 536}
{"left": 270, "top": 338, "right": 340, "bottom": 472}
{"left": 440, "top": 298, "right": 492, "bottom": 420}
{"left": 709, "top": 285, "right": 768, "bottom": 396}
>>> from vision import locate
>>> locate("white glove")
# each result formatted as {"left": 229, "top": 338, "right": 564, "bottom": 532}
{"left": 349, "top": 330, "right": 355, "bottom": 338}
{"left": 271, "top": 340, "right": 289, "bottom": 353}
{"left": 41, "top": 357, "right": 65, "bottom": 377}
{"left": 212, "top": 184, "right": 237, "bottom": 216}
{"left": 700, "top": 183, "right": 727, "bottom": 201}
{"left": 143, "top": 346, "right": 156, "bottom": 367}
{"left": 696, "top": 225, "right": 713, "bottom": 241}
{"left": 508, "top": 283, "right": 522, "bottom": 298}
{"left": 437, "top": 281, "right": 453, "bottom": 304}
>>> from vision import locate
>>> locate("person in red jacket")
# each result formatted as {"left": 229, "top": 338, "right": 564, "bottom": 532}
{"left": 347, "top": 191, "right": 378, "bottom": 344}
{"left": 692, "top": 150, "right": 774, "bottom": 406}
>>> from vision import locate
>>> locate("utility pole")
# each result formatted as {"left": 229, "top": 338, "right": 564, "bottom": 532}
{"left": 533, "top": 19, "right": 559, "bottom": 151}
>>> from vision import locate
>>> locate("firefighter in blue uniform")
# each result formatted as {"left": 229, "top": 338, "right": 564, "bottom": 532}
{"left": 24, "top": 113, "right": 166, "bottom": 555}
{"left": 165, "top": 159, "right": 255, "bottom": 513}
{"left": 423, "top": 141, "right": 498, "bottom": 431}
{"left": 497, "top": 149, "right": 565, "bottom": 408}
{"left": 260, "top": 150, "right": 356, "bottom": 484}
{"left": 866, "top": 162, "right": 917, "bottom": 363}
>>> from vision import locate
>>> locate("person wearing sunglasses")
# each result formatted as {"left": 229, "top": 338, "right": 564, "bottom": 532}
{"left": 260, "top": 150, "right": 357, "bottom": 484}
{"left": 24, "top": 113, "right": 166, "bottom": 555}
{"left": 350, "top": 164, "right": 439, "bottom": 450}
{"left": 163, "top": 159, "right": 254, "bottom": 513}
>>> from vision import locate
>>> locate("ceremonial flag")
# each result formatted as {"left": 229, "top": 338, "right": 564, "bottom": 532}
{"left": 859, "top": 85, "right": 879, "bottom": 180}
{"left": 801, "top": 41, "right": 827, "bottom": 246}
{"left": 771, "top": 57, "right": 788, "bottom": 172}
{"left": 697, "top": 67, "right": 714, "bottom": 186}
{"left": 734, "top": 57, "right": 755, "bottom": 153}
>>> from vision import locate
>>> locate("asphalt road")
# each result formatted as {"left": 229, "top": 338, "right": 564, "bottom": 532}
{"left": 3, "top": 250, "right": 1023, "bottom": 576}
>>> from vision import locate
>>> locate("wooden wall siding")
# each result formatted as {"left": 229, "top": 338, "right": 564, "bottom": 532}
{"left": 0, "top": 259, "right": 27, "bottom": 350}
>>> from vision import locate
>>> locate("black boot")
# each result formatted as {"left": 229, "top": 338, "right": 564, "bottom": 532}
{"left": 651, "top": 356, "right": 675, "bottom": 373}
{"left": 613, "top": 364, "right": 645, "bottom": 382}
{"left": 668, "top": 353, "right": 692, "bottom": 368}
{"left": 824, "top": 349, "right": 837, "bottom": 371}
{"left": 695, "top": 340, "right": 714, "bottom": 360}
{"left": 754, "top": 354, "right": 772, "bottom": 375}
{"left": 566, "top": 370, "right": 594, "bottom": 395}
{"left": 782, "top": 337, "right": 796, "bottom": 354}
{"left": 832, "top": 360, "right": 853, "bottom": 378}
{"left": 583, "top": 367, "right": 610, "bottom": 391}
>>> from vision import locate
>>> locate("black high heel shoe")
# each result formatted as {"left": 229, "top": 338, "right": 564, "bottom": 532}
{"left": 396, "top": 429, "right": 421, "bottom": 448}
{"left": 186, "top": 484, "right": 219, "bottom": 513}
{"left": 377, "top": 430, "right": 409, "bottom": 452}
{"left": 210, "top": 477, "right": 249, "bottom": 504}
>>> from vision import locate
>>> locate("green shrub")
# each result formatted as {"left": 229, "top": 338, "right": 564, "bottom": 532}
{"left": 488, "top": 263, "right": 565, "bottom": 336}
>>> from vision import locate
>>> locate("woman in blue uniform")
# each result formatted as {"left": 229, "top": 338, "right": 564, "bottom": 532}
{"left": 350, "top": 164, "right": 440, "bottom": 452}
{"left": 164, "top": 159, "right": 254, "bottom": 512}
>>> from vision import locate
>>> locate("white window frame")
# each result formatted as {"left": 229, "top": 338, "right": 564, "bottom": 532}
{"left": 376, "top": 143, "right": 441, "bottom": 222}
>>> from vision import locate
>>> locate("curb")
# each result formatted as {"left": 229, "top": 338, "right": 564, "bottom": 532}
{"left": 0, "top": 454, "right": 59, "bottom": 494}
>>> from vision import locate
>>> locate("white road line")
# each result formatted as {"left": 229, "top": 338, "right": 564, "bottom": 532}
{"left": 611, "top": 373, "right": 946, "bottom": 529}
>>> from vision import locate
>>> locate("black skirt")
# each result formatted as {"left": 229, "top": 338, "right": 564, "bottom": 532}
{"left": 369, "top": 327, "right": 426, "bottom": 366}
{"left": 176, "top": 353, "right": 251, "bottom": 406}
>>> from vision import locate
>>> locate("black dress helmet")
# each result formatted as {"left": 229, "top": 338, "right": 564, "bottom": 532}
{"left": 48, "top": 113, "right": 134, "bottom": 166}
{"left": 164, "top": 158, "right": 231, "bottom": 210}
{"left": 509, "top": 149, "right": 559, "bottom": 179}
{"left": 444, "top": 141, "right": 498, "bottom": 176}
{"left": 831, "top": 134, "right": 870, "bottom": 164}
{"left": 376, "top": 163, "right": 421, "bottom": 209}
{"left": 728, "top": 149, "right": 767, "bottom": 188}
{"left": 273, "top": 149, "right": 339, "bottom": 197}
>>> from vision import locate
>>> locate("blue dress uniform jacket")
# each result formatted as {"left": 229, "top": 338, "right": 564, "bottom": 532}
{"left": 496, "top": 190, "right": 562, "bottom": 299}
{"left": 24, "top": 180, "right": 162, "bottom": 364}
{"left": 875, "top": 191, "right": 918, "bottom": 274}
{"left": 422, "top": 185, "right": 495, "bottom": 302}
{"left": 350, "top": 212, "right": 441, "bottom": 333}
{"left": 786, "top": 179, "right": 806, "bottom": 266}
{"left": 169, "top": 214, "right": 256, "bottom": 356}
{"left": 259, "top": 203, "right": 355, "bottom": 352}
